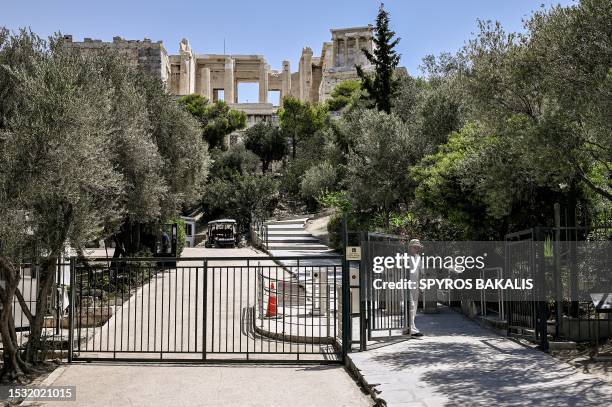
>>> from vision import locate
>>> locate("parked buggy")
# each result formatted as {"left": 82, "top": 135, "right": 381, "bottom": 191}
{"left": 204, "top": 219, "right": 238, "bottom": 248}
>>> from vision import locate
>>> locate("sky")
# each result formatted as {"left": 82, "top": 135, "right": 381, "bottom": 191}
{"left": 3, "top": 0, "right": 576, "bottom": 103}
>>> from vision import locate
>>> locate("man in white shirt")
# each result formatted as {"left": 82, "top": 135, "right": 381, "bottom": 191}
{"left": 404, "top": 239, "right": 424, "bottom": 337}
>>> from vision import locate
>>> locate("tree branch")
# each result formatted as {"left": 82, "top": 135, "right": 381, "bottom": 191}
{"left": 573, "top": 161, "right": 612, "bottom": 201}
{"left": 15, "top": 288, "right": 34, "bottom": 323}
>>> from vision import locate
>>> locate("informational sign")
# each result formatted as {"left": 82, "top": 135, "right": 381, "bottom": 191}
{"left": 346, "top": 246, "right": 361, "bottom": 261}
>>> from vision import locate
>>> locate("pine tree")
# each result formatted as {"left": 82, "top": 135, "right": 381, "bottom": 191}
{"left": 357, "top": 3, "right": 401, "bottom": 113}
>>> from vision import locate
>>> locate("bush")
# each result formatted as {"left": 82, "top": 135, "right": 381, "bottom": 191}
{"left": 299, "top": 162, "right": 337, "bottom": 207}
{"left": 279, "top": 158, "right": 313, "bottom": 198}
{"left": 170, "top": 216, "right": 187, "bottom": 256}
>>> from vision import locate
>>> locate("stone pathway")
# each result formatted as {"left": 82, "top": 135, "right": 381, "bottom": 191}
{"left": 348, "top": 307, "right": 612, "bottom": 406}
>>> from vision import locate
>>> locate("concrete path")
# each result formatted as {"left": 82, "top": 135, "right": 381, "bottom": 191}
{"left": 348, "top": 307, "right": 612, "bottom": 406}
{"left": 34, "top": 363, "right": 373, "bottom": 407}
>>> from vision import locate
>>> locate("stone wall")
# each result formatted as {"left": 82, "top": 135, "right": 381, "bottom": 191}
{"left": 62, "top": 35, "right": 171, "bottom": 85}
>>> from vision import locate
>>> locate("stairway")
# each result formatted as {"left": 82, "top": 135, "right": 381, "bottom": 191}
{"left": 257, "top": 216, "right": 341, "bottom": 301}
{"left": 264, "top": 218, "right": 333, "bottom": 255}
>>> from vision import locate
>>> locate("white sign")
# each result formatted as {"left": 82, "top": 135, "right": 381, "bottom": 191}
{"left": 346, "top": 246, "right": 361, "bottom": 261}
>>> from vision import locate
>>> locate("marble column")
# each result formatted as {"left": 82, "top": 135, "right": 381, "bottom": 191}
{"left": 200, "top": 67, "right": 212, "bottom": 101}
{"left": 299, "top": 48, "right": 313, "bottom": 102}
{"left": 180, "top": 55, "right": 190, "bottom": 95}
{"left": 259, "top": 62, "right": 269, "bottom": 103}
{"left": 224, "top": 57, "right": 235, "bottom": 103}
{"left": 355, "top": 36, "right": 360, "bottom": 65}
{"left": 281, "top": 60, "right": 291, "bottom": 105}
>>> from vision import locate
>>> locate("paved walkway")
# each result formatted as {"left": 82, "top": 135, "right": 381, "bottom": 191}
{"left": 348, "top": 308, "right": 612, "bottom": 406}
{"left": 33, "top": 363, "right": 372, "bottom": 407}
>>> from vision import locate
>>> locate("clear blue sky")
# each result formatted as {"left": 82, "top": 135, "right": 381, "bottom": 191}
{"left": 3, "top": 0, "right": 575, "bottom": 102}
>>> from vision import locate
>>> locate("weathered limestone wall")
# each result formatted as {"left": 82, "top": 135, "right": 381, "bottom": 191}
{"left": 62, "top": 35, "right": 171, "bottom": 86}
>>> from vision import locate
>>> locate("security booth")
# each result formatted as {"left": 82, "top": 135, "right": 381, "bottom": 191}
{"left": 204, "top": 219, "right": 238, "bottom": 248}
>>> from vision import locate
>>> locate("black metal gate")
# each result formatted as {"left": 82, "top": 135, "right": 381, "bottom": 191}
{"left": 362, "top": 233, "right": 410, "bottom": 335}
{"left": 69, "top": 255, "right": 344, "bottom": 363}
{"left": 504, "top": 229, "right": 540, "bottom": 340}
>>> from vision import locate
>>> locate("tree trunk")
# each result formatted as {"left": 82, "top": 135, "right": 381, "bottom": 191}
{"left": 0, "top": 257, "right": 32, "bottom": 382}
{"left": 22, "top": 256, "right": 57, "bottom": 364}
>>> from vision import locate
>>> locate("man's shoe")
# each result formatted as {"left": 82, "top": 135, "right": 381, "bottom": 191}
{"left": 411, "top": 332, "right": 424, "bottom": 337}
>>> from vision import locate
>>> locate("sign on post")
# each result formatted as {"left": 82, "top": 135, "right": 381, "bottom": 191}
{"left": 346, "top": 246, "right": 361, "bottom": 261}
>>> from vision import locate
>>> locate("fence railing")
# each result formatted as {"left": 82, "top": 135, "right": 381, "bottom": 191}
{"left": 70, "top": 255, "right": 343, "bottom": 362}
{"left": 250, "top": 215, "right": 269, "bottom": 250}
{"left": 0, "top": 257, "right": 71, "bottom": 360}
{"left": 1, "top": 254, "right": 346, "bottom": 364}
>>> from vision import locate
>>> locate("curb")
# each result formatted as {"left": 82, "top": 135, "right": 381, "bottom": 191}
{"left": 345, "top": 354, "right": 387, "bottom": 407}
{"left": 253, "top": 321, "right": 335, "bottom": 345}
{"left": 20, "top": 364, "right": 67, "bottom": 407}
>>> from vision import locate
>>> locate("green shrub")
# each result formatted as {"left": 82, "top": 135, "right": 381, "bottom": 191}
{"left": 299, "top": 162, "right": 337, "bottom": 201}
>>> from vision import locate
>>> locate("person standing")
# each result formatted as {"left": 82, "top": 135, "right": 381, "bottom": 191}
{"left": 161, "top": 231, "right": 170, "bottom": 254}
{"left": 404, "top": 239, "right": 424, "bottom": 336}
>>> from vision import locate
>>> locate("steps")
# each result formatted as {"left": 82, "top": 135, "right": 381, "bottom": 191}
{"left": 256, "top": 217, "right": 337, "bottom": 259}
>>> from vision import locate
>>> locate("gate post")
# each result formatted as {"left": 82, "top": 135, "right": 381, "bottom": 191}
{"left": 535, "top": 227, "right": 550, "bottom": 352}
{"left": 202, "top": 260, "right": 208, "bottom": 361}
{"left": 359, "top": 231, "right": 367, "bottom": 351}
{"left": 553, "top": 203, "right": 562, "bottom": 340}
{"left": 68, "top": 257, "right": 75, "bottom": 363}
{"left": 341, "top": 214, "right": 351, "bottom": 359}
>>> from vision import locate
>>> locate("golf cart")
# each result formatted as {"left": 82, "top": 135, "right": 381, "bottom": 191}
{"left": 204, "top": 219, "right": 238, "bottom": 248}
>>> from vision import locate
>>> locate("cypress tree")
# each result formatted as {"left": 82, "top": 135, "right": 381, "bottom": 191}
{"left": 356, "top": 3, "right": 401, "bottom": 113}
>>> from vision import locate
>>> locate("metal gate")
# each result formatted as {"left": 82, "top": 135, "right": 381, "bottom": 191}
{"left": 504, "top": 229, "right": 539, "bottom": 340}
{"left": 69, "top": 255, "right": 344, "bottom": 363}
{"left": 362, "top": 233, "right": 410, "bottom": 335}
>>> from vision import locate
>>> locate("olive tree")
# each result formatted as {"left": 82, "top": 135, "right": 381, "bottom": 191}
{"left": 0, "top": 43, "right": 123, "bottom": 379}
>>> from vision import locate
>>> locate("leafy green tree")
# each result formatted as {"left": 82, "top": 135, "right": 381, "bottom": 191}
{"left": 0, "top": 31, "right": 211, "bottom": 379}
{"left": 0, "top": 40, "right": 124, "bottom": 377}
{"left": 344, "top": 110, "right": 418, "bottom": 227}
{"left": 210, "top": 144, "right": 260, "bottom": 180}
{"left": 178, "top": 94, "right": 246, "bottom": 149}
{"left": 410, "top": 0, "right": 611, "bottom": 240}
{"left": 279, "top": 96, "right": 326, "bottom": 159}
{"left": 92, "top": 53, "right": 209, "bottom": 256}
{"left": 356, "top": 3, "right": 401, "bottom": 113}
{"left": 244, "top": 121, "right": 288, "bottom": 172}
{"left": 202, "top": 174, "right": 279, "bottom": 233}
{"left": 326, "top": 80, "right": 362, "bottom": 111}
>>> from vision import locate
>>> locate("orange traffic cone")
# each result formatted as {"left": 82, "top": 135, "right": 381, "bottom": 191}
{"left": 266, "top": 282, "right": 278, "bottom": 317}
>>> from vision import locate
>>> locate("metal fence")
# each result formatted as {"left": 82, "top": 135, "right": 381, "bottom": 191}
{"left": 362, "top": 233, "right": 410, "bottom": 335}
{"left": 71, "top": 255, "right": 344, "bottom": 363}
{"left": 504, "top": 204, "right": 612, "bottom": 348}
{"left": 0, "top": 258, "right": 71, "bottom": 360}
{"left": 250, "top": 215, "right": 269, "bottom": 250}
